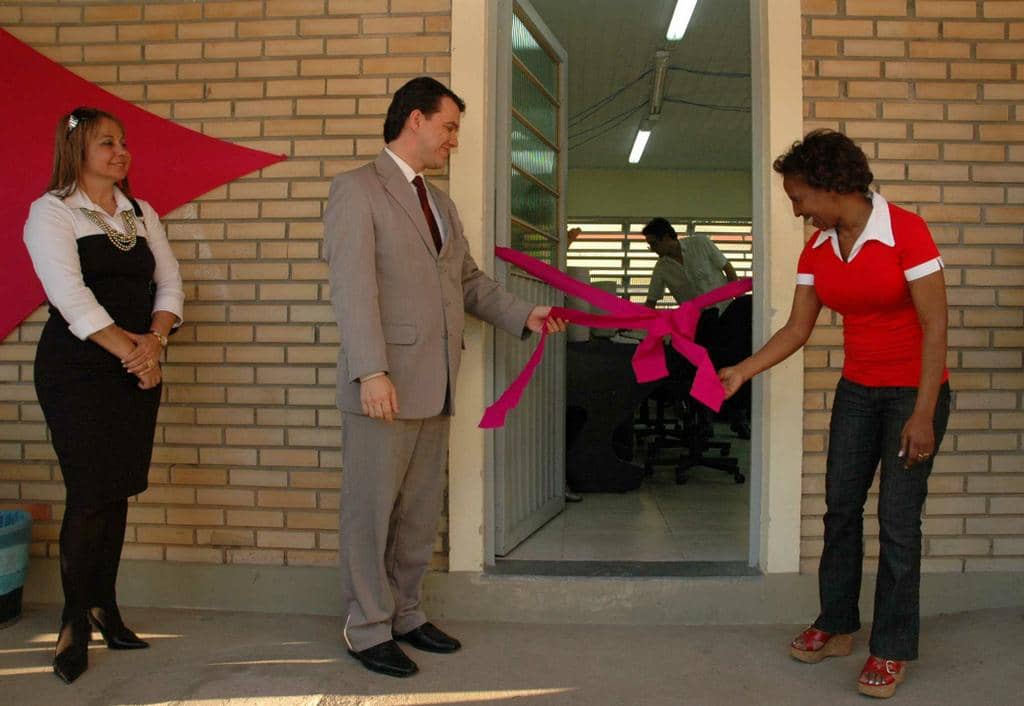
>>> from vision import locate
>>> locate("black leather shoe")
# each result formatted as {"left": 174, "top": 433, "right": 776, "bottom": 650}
{"left": 395, "top": 622, "right": 461, "bottom": 653}
{"left": 90, "top": 608, "right": 149, "bottom": 650}
{"left": 53, "top": 618, "right": 90, "bottom": 684}
{"left": 348, "top": 640, "right": 418, "bottom": 677}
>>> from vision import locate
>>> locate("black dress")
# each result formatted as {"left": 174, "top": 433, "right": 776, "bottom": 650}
{"left": 34, "top": 233, "right": 161, "bottom": 506}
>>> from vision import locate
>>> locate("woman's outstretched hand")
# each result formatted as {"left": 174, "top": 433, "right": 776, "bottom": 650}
{"left": 718, "top": 366, "right": 747, "bottom": 400}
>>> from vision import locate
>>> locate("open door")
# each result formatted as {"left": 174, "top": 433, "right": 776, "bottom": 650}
{"left": 492, "top": 0, "right": 569, "bottom": 557}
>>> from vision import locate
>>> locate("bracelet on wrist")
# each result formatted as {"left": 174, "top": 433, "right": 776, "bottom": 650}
{"left": 150, "top": 330, "right": 168, "bottom": 348}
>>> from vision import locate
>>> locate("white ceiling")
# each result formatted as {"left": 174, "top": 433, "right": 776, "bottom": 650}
{"left": 528, "top": 0, "right": 752, "bottom": 172}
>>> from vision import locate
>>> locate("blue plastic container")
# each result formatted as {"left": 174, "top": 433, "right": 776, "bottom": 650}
{"left": 0, "top": 510, "right": 32, "bottom": 627}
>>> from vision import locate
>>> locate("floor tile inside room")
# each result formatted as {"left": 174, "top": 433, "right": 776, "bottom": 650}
{"left": 503, "top": 426, "right": 751, "bottom": 563}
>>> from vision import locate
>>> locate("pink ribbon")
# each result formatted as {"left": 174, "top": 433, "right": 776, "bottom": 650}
{"left": 479, "top": 247, "right": 753, "bottom": 429}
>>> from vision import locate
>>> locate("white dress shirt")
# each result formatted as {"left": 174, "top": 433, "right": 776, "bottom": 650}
{"left": 23, "top": 187, "right": 185, "bottom": 340}
{"left": 383, "top": 146, "right": 447, "bottom": 244}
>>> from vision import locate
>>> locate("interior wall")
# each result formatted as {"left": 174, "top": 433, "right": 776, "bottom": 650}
{"left": 567, "top": 168, "right": 752, "bottom": 220}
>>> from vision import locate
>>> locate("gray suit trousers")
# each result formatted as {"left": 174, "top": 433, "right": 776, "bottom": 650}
{"left": 339, "top": 411, "right": 450, "bottom": 651}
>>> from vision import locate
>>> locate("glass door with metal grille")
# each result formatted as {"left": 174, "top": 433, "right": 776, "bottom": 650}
{"left": 492, "top": 0, "right": 568, "bottom": 557}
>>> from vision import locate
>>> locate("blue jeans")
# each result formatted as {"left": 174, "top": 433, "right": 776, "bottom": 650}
{"left": 812, "top": 378, "right": 950, "bottom": 660}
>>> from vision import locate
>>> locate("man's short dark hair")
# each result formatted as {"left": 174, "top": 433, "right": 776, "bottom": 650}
{"left": 642, "top": 217, "right": 677, "bottom": 240}
{"left": 383, "top": 76, "right": 466, "bottom": 143}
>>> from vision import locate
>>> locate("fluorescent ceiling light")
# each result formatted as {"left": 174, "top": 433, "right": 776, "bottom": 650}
{"left": 666, "top": 0, "right": 699, "bottom": 41}
{"left": 628, "top": 128, "right": 651, "bottom": 164}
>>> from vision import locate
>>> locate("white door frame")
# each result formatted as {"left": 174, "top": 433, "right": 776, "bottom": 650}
{"left": 449, "top": 0, "right": 806, "bottom": 573}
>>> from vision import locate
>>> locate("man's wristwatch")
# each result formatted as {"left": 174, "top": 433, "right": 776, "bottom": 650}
{"left": 150, "top": 330, "right": 168, "bottom": 348}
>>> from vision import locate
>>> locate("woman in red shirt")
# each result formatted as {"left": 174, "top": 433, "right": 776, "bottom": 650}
{"left": 719, "top": 130, "right": 949, "bottom": 699}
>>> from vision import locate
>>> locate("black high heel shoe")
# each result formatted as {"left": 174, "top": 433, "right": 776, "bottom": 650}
{"left": 53, "top": 616, "right": 90, "bottom": 684}
{"left": 89, "top": 606, "right": 149, "bottom": 650}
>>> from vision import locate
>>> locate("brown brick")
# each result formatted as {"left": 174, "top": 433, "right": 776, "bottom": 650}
{"left": 908, "top": 163, "right": 971, "bottom": 181}
{"left": 392, "top": 0, "right": 450, "bottom": 10}
{"left": 85, "top": 4, "right": 143, "bottom": 22}
{"left": 226, "top": 510, "right": 285, "bottom": 528}
{"left": 205, "top": 1, "right": 263, "bottom": 19}
{"left": 848, "top": 81, "right": 910, "bottom": 98}
{"left": 178, "top": 62, "right": 240, "bottom": 80}
{"left": 880, "top": 184, "right": 942, "bottom": 202}
{"left": 119, "top": 63, "right": 177, "bottom": 82}
{"left": 910, "top": 41, "right": 972, "bottom": 59}
{"left": 877, "top": 20, "right": 939, "bottom": 37}
{"left": 876, "top": 140, "right": 937, "bottom": 158}
{"left": 196, "top": 488, "right": 256, "bottom": 506}
{"left": 168, "top": 508, "right": 225, "bottom": 526}
{"left": 884, "top": 61, "right": 947, "bottom": 79}
{"left": 197, "top": 529, "right": 254, "bottom": 546}
{"left": 266, "top": 0, "right": 327, "bottom": 16}
{"left": 915, "top": 82, "right": 978, "bottom": 100}
{"left": 263, "top": 78, "right": 325, "bottom": 96}
{"left": 266, "top": 38, "right": 325, "bottom": 56}
{"left": 328, "top": 0, "right": 389, "bottom": 12}
{"left": 944, "top": 186, "right": 1006, "bottom": 203}
{"left": 360, "top": 56, "right": 425, "bottom": 75}
{"left": 883, "top": 103, "right": 945, "bottom": 120}
{"left": 173, "top": 21, "right": 233, "bottom": 39}
{"left": 916, "top": 1, "right": 979, "bottom": 17}
{"left": 300, "top": 58, "right": 361, "bottom": 76}
{"left": 239, "top": 60, "right": 299, "bottom": 78}
{"left": 137, "top": 527, "right": 194, "bottom": 545}
{"left": 943, "top": 21, "right": 1005, "bottom": 39}
{"left": 257, "top": 489, "right": 318, "bottom": 508}
{"left": 810, "top": 18, "right": 875, "bottom": 36}
{"left": 913, "top": 122, "right": 974, "bottom": 141}
{"left": 977, "top": 42, "right": 1024, "bottom": 60}
{"left": 951, "top": 62, "right": 1014, "bottom": 81}
{"left": 389, "top": 35, "right": 450, "bottom": 54}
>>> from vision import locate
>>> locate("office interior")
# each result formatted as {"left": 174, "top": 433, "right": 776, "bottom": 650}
{"left": 499, "top": 0, "right": 754, "bottom": 567}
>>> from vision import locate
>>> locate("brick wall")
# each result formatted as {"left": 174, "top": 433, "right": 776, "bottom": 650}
{"left": 1, "top": 0, "right": 1020, "bottom": 578}
{"left": 799, "top": 0, "right": 1024, "bottom": 573}
{"left": 0, "top": 0, "right": 453, "bottom": 569}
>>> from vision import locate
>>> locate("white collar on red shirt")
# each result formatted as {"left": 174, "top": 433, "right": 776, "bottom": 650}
{"left": 63, "top": 186, "right": 135, "bottom": 216}
{"left": 811, "top": 191, "right": 893, "bottom": 262}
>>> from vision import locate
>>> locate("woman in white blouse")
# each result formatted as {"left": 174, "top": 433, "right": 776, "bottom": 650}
{"left": 23, "top": 107, "right": 184, "bottom": 684}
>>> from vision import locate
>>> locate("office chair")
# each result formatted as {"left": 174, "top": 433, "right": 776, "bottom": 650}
{"left": 639, "top": 308, "right": 744, "bottom": 485}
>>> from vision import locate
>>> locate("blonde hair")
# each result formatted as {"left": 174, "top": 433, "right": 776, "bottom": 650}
{"left": 46, "top": 107, "right": 133, "bottom": 199}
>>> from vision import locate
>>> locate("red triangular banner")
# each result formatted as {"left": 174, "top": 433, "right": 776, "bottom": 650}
{"left": 0, "top": 28, "right": 287, "bottom": 341}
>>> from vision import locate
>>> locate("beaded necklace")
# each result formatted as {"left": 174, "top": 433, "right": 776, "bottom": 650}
{"left": 79, "top": 208, "right": 137, "bottom": 252}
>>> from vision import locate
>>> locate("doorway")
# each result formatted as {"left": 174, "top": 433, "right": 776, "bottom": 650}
{"left": 492, "top": 0, "right": 756, "bottom": 570}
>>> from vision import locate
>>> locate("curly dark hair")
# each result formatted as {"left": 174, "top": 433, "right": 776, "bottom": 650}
{"left": 772, "top": 129, "right": 873, "bottom": 195}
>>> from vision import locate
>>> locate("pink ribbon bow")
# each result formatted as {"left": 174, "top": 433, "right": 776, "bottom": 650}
{"left": 479, "top": 247, "right": 753, "bottom": 429}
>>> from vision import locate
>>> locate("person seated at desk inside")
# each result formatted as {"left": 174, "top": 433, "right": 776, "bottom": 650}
{"left": 641, "top": 217, "right": 750, "bottom": 439}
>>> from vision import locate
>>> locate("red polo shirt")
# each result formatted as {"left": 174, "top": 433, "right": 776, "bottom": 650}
{"left": 796, "top": 193, "right": 947, "bottom": 388}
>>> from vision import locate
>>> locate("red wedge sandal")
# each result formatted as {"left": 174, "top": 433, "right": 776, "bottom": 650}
{"left": 857, "top": 655, "right": 905, "bottom": 699}
{"left": 789, "top": 626, "right": 854, "bottom": 664}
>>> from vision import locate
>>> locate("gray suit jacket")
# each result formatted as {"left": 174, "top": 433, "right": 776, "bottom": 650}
{"left": 323, "top": 151, "right": 533, "bottom": 419}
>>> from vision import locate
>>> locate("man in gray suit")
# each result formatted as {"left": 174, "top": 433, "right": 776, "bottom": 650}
{"left": 323, "top": 76, "right": 563, "bottom": 678}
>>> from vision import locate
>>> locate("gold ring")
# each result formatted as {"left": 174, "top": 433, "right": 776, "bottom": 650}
{"left": 916, "top": 452, "right": 929, "bottom": 459}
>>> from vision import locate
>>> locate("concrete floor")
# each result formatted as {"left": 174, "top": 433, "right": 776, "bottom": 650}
{"left": 506, "top": 466, "right": 750, "bottom": 562}
{"left": 2, "top": 604, "right": 1021, "bottom": 705}
{"left": 508, "top": 425, "right": 750, "bottom": 562}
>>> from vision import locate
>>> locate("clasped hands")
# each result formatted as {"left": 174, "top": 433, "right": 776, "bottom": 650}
{"left": 361, "top": 306, "right": 568, "bottom": 421}
{"left": 121, "top": 330, "right": 163, "bottom": 390}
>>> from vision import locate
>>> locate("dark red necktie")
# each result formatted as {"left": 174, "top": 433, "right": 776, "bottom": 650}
{"left": 412, "top": 175, "right": 443, "bottom": 253}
